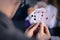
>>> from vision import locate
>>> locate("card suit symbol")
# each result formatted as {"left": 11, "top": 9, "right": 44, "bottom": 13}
{"left": 41, "top": 14, "right": 43, "bottom": 17}
{"left": 31, "top": 15, "right": 33, "bottom": 17}
{"left": 41, "top": 11, "right": 44, "bottom": 17}
{"left": 41, "top": 11, "right": 44, "bottom": 15}
{"left": 34, "top": 18, "right": 36, "bottom": 20}
{"left": 46, "top": 17, "right": 48, "bottom": 20}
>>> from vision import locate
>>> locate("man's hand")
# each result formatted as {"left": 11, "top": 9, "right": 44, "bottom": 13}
{"left": 37, "top": 23, "right": 51, "bottom": 40}
{"left": 25, "top": 23, "right": 39, "bottom": 38}
{"left": 25, "top": 22, "right": 51, "bottom": 40}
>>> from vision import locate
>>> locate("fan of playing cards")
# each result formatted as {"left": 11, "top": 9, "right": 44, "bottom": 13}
{"left": 25, "top": 8, "right": 54, "bottom": 26}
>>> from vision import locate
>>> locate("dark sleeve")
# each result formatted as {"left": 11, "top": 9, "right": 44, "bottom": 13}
{"left": 51, "top": 36, "right": 60, "bottom": 40}
{"left": 0, "top": 12, "right": 36, "bottom": 40}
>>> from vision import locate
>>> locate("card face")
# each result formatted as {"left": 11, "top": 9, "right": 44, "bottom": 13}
{"left": 42, "top": 9, "right": 54, "bottom": 26}
{"left": 25, "top": 8, "right": 54, "bottom": 26}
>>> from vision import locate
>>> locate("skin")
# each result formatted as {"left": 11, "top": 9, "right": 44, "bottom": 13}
{"left": 25, "top": 22, "right": 51, "bottom": 40}
{"left": 37, "top": 23, "right": 51, "bottom": 40}
{"left": 0, "top": 0, "right": 20, "bottom": 19}
{"left": 0, "top": 0, "right": 51, "bottom": 40}
{"left": 27, "top": 1, "right": 51, "bottom": 39}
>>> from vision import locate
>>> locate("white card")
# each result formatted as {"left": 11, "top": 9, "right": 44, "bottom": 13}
{"left": 25, "top": 8, "right": 55, "bottom": 26}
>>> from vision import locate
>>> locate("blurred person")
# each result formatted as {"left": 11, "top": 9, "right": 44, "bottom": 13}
{"left": 0, "top": 11, "right": 51, "bottom": 40}
{"left": 0, "top": 0, "right": 60, "bottom": 40}
{"left": 0, "top": 0, "right": 51, "bottom": 40}
{"left": 0, "top": 0, "right": 30, "bottom": 31}
{"left": 0, "top": 7, "right": 59, "bottom": 40}
{"left": 0, "top": 0, "right": 21, "bottom": 18}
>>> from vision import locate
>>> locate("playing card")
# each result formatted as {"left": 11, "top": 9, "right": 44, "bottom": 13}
{"left": 41, "top": 8, "right": 55, "bottom": 26}
{"left": 26, "top": 8, "right": 45, "bottom": 25}
{"left": 42, "top": 9, "right": 54, "bottom": 26}
{"left": 26, "top": 10, "right": 39, "bottom": 24}
{"left": 25, "top": 8, "right": 55, "bottom": 26}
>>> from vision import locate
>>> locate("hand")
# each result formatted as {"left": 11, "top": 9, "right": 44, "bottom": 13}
{"left": 37, "top": 23, "right": 51, "bottom": 40}
{"left": 25, "top": 23, "right": 39, "bottom": 38}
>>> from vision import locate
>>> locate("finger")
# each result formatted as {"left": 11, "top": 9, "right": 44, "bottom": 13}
{"left": 39, "top": 22, "right": 45, "bottom": 33}
{"left": 26, "top": 23, "right": 37, "bottom": 32}
{"left": 25, "top": 23, "right": 39, "bottom": 32}
{"left": 44, "top": 26, "right": 50, "bottom": 36}
{"left": 29, "top": 23, "right": 39, "bottom": 32}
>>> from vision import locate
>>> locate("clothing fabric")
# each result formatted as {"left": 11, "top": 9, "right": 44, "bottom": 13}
{"left": 0, "top": 11, "right": 60, "bottom": 40}
{"left": 0, "top": 12, "right": 36, "bottom": 40}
